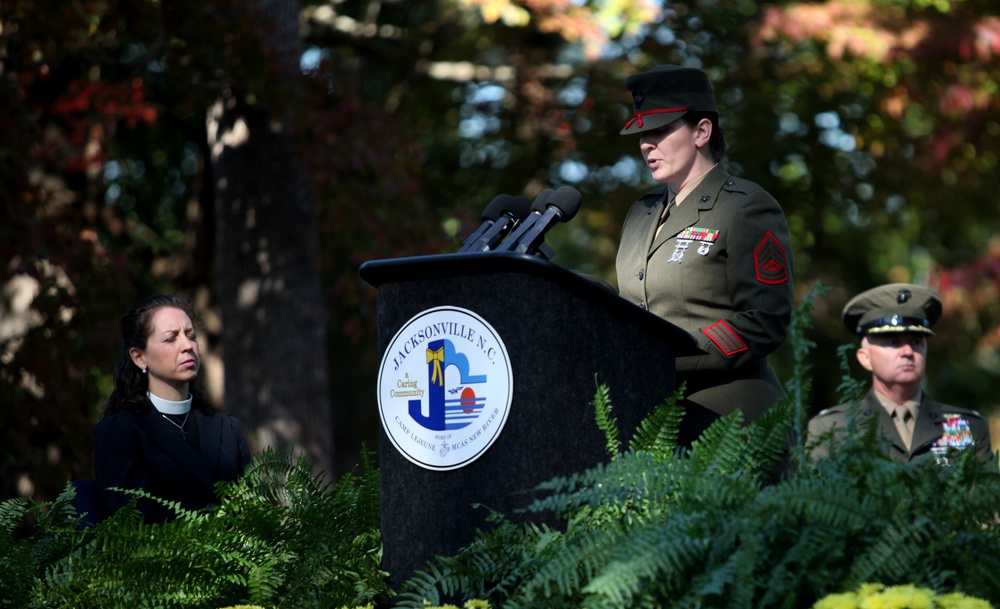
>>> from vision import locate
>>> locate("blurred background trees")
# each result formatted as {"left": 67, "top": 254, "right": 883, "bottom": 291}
{"left": 2, "top": 0, "right": 999, "bottom": 501}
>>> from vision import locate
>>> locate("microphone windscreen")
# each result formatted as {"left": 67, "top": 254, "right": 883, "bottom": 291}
{"left": 544, "top": 186, "right": 583, "bottom": 221}
{"left": 504, "top": 196, "right": 533, "bottom": 220}
{"left": 529, "top": 189, "right": 555, "bottom": 213}
{"left": 481, "top": 194, "right": 513, "bottom": 222}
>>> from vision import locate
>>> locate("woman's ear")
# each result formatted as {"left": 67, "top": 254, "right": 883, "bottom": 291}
{"left": 693, "top": 117, "right": 712, "bottom": 149}
{"left": 129, "top": 347, "right": 145, "bottom": 371}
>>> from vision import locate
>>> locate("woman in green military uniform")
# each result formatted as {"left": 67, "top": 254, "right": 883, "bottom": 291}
{"left": 615, "top": 65, "right": 795, "bottom": 424}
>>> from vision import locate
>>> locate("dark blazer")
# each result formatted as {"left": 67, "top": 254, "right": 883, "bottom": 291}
{"left": 94, "top": 401, "right": 252, "bottom": 523}
{"left": 616, "top": 164, "right": 794, "bottom": 422}
{"left": 807, "top": 389, "right": 994, "bottom": 464}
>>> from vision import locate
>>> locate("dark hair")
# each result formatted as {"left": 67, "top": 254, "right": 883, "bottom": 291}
{"left": 103, "top": 295, "right": 207, "bottom": 417}
{"left": 682, "top": 111, "right": 726, "bottom": 163}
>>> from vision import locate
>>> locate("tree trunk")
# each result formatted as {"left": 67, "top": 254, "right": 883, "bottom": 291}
{"left": 206, "top": 0, "right": 334, "bottom": 474}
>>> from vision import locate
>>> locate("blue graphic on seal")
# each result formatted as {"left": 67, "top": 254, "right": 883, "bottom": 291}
{"left": 410, "top": 338, "right": 487, "bottom": 431}
{"left": 378, "top": 305, "right": 513, "bottom": 471}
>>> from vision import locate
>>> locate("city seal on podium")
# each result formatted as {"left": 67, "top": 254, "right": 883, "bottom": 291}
{"left": 377, "top": 305, "right": 513, "bottom": 471}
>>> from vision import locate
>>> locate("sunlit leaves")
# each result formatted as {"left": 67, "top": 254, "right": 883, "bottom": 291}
{"left": 463, "top": 0, "right": 531, "bottom": 26}
{"left": 455, "top": 0, "right": 661, "bottom": 59}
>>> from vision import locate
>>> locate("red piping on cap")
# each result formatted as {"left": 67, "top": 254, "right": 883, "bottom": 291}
{"left": 623, "top": 106, "right": 688, "bottom": 131}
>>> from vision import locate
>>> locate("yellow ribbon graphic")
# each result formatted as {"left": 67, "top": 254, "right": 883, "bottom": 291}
{"left": 426, "top": 347, "right": 445, "bottom": 386}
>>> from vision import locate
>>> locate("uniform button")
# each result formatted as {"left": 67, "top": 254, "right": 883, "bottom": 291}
{"left": 640, "top": 302, "right": 647, "bottom": 310}
{"left": 638, "top": 269, "right": 645, "bottom": 280}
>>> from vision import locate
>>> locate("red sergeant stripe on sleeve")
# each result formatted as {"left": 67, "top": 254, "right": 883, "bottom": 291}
{"left": 702, "top": 320, "right": 749, "bottom": 356}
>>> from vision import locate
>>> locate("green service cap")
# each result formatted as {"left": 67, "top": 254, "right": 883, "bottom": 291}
{"left": 842, "top": 283, "right": 942, "bottom": 337}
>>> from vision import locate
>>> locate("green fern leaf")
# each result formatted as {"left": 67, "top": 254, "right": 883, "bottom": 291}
{"left": 629, "top": 384, "right": 686, "bottom": 460}
{"left": 590, "top": 380, "right": 621, "bottom": 460}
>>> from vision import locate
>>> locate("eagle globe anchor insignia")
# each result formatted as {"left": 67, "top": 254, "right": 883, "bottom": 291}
{"left": 378, "top": 306, "right": 513, "bottom": 471}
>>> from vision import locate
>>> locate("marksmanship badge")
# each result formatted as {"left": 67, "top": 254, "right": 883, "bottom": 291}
{"left": 930, "top": 414, "right": 975, "bottom": 465}
{"left": 668, "top": 227, "right": 719, "bottom": 263}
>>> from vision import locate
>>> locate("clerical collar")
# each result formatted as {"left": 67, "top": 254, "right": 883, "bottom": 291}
{"left": 148, "top": 392, "right": 192, "bottom": 415}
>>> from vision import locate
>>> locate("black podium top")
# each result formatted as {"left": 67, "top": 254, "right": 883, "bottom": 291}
{"left": 360, "top": 251, "right": 698, "bottom": 355}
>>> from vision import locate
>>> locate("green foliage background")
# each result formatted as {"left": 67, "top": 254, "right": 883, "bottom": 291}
{"left": 2, "top": 0, "right": 1000, "bottom": 502}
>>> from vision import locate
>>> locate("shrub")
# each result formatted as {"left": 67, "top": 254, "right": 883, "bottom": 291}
{"left": 0, "top": 448, "right": 386, "bottom": 608}
{"left": 398, "top": 284, "right": 1000, "bottom": 609}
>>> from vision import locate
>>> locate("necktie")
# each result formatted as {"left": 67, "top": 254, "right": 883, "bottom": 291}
{"left": 894, "top": 405, "right": 914, "bottom": 449}
{"left": 654, "top": 197, "right": 676, "bottom": 239}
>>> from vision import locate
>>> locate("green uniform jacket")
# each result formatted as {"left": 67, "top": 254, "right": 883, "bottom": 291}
{"left": 807, "top": 389, "right": 993, "bottom": 464}
{"left": 616, "top": 164, "right": 794, "bottom": 422}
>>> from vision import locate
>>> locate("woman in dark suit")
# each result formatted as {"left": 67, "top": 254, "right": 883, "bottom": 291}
{"left": 615, "top": 65, "right": 795, "bottom": 424}
{"left": 94, "top": 294, "right": 252, "bottom": 523}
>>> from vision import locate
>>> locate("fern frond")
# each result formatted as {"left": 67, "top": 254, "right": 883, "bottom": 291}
{"left": 396, "top": 561, "right": 448, "bottom": 608}
{"left": 754, "top": 526, "right": 841, "bottom": 608}
{"left": 399, "top": 511, "right": 562, "bottom": 609}
{"left": 678, "top": 536, "right": 761, "bottom": 609}
{"left": 688, "top": 409, "right": 747, "bottom": 478}
{"left": 751, "top": 477, "right": 875, "bottom": 532}
{"left": 845, "top": 519, "right": 929, "bottom": 586}
{"left": 835, "top": 342, "right": 868, "bottom": 405}
{"left": 527, "top": 451, "right": 697, "bottom": 523}
{"left": 523, "top": 516, "right": 627, "bottom": 601}
{"left": 590, "top": 380, "right": 621, "bottom": 460}
{"left": 736, "top": 393, "right": 797, "bottom": 482}
{"left": 576, "top": 519, "right": 712, "bottom": 608}
{"left": 628, "top": 383, "right": 686, "bottom": 460}
{"left": 0, "top": 497, "right": 29, "bottom": 535}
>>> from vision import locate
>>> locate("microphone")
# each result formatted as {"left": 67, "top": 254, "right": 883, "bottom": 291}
{"left": 490, "top": 189, "right": 552, "bottom": 252}
{"left": 463, "top": 195, "right": 533, "bottom": 252}
{"left": 496, "top": 186, "right": 582, "bottom": 258}
{"left": 458, "top": 195, "right": 514, "bottom": 253}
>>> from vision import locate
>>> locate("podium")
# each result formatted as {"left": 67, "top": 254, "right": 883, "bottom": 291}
{"left": 360, "top": 252, "right": 708, "bottom": 587}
